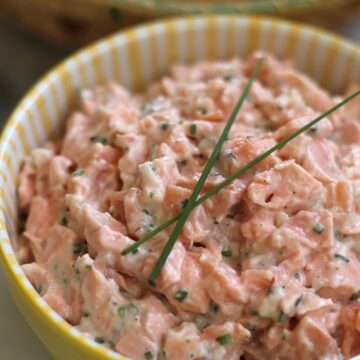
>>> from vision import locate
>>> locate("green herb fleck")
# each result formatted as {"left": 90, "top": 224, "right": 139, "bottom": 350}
{"left": 250, "top": 309, "right": 259, "bottom": 316}
{"left": 294, "top": 295, "right": 303, "bottom": 307}
{"left": 189, "top": 124, "right": 197, "bottom": 136}
{"left": 223, "top": 75, "right": 234, "bottom": 81}
{"left": 72, "top": 243, "right": 84, "bottom": 255}
{"left": 143, "top": 223, "right": 155, "bottom": 232}
{"left": 34, "top": 284, "right": 43, "bottom": 295}
{"left": 174, "top": 288, "right": 188, "bottom": 302}
{"left": 132, "top": 248, "right": 139, "bottom": 255}
{"left": 199, "top": 106, "right": 208, "bottom": 115}
{"left": 118, "top": 304, "right": 139, "bottom": 318}
{"left": 144, "top": 351, "right": 153, "bottom": 360}
{"left": 334, "top": 253, "right": 350, "bottom": 263}
{"left": 161, "top": 123, "right": 170, "bottom": 131}
{"left": 268, "top": 285, "right": 277, "bottom": 295}
{"left": 85, "top": 264, "right": 92, "bottom": 271}
{"left": 276, "top": 104, "right": 284, "bottom": 111}
{"left": 142, "top": 208, "right": 151, "bottom": 216}
{"left": 280, "top": 330, "right": 286, "bottom": 341}
{"left": 83, "top": 311, "right": 90, "bottom": 318}
{"left": 149, "top": 191, "right": 154, "bottom": 198}
{"left": 61, "top": 217, "right": 68, "bottom": 226}
{"left": 221, "top": 249, "right": 232, "bottom": 258}
{"left": 209, "top": 302, "right": 218, "bottom": 314}
{"left": 95, "top": 337, "right": 105, "bottom": 344}
{"left": 180, "top": 199, "right": 189, "bottom": 209}
{"left": 216, "top": 334, "right": 231, "bottom": 345}
{"left": 224, "top": 151, "right": 236, "bottom": 159}
{"left": 313, "top": 223, "right": 325, "bottom": 234}
{"left": 73, "top": 169, "right": 85, "bottom": 177}
{"left": 350, "top": 291, "right": 360, "bottom": 301}
{"left": 294, "top": 272, "right": 300, "bottom": 280}
{"left": 213, "top": 218, "right": 219, "bottom": 225}
{"left": 89, "top": 135, "right": 107, "bottom": 145}
{"left": 277, "top": 311, "right": 288, "bottom": 323}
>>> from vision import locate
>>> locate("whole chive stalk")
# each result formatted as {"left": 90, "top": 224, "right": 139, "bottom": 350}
{"left": 122, "top": 90, "right": 360, "bottom": 259}
{"left": 147, "top": 59, "right": 265, "bottom": 285}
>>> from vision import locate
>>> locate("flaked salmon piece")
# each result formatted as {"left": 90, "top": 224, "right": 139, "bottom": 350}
{"left": 247, "top": 160, "right": 323, "bottom": 211}
{"left": 327, "top": 180, "right": 353, "bottom": 212}
{"left": 115, "top": 133, "right": 149, "bottom": 189}
{"left": 276, "top": 135, "right": 311, "bottom": 164}
{"left": 334, "top": 212, "right": 360, "bottom": 235}
{"left": 303, "top": 139, "right": 342, "bottom": 184}
{"left": 241, "top": 208, "right": 277, "bottom": 242}
{"left": 305, "top": 245, "right": 360, "bottom": 302}
{"left": 163, "top": 321, "right": 250, "bottom": 360}
{"left": 25, "top": 196, "right": 55, "bottom": 239}
{"left": 18, "top": 157, "right": 36, "bottom": 212}
{"left": 220, "top": 137, "right": 279, "bottom": 176}
{"left": 340, "top": 303, "right": 360, "bottom": 358}
{"left": 275, "top": 312, "right": 340, "bottom": 360}
{"left": 199, "top": 251, "right": 245, "bottom": 315}
{"left": 23, "top": 262, "right": 72, "bottom": 320}
{"left": 270, "top": 210, "right": 334, "bottom": 254}
{"left": 343, "top": 83, "right": 360, "bottom": 119}
{"left": 48, "top": 156, "right": 72, "bottom": 188}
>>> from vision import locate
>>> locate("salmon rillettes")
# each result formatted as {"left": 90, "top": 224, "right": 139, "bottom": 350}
{"left": 15, "top": 52, "right": 360, "bottom": 360}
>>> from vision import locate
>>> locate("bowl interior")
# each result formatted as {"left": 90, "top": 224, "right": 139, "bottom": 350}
{"left": 0, "top": 15, "right": 359, "bottom": 360}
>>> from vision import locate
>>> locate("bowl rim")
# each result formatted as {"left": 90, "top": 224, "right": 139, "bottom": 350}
{"left": 0, "top": 14, "right": 359, "bottom": 360}
{"left": 102, "top": 0, "right": 352, "bottom": 15}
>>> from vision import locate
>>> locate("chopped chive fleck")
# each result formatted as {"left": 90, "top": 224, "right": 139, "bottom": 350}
{"left": 83, "top": 311, "right": 90, "bottom": 318}
{"left": 209, "top": 302, "right": 219, "bottom": 314}
{"left": 313, "top": 223, "right": 325, "bottom": 234}
{"left": 61, "top": 217, "right": 68, "bottom": 226}
{"left": 216, "top": 334, "right": 231, "bottom": 345}
{"left": 294, "top": 272, "right": 300, "bottom": 280}
{"left": 280, "top": 330, "right": 286, "bottom": 341}
{"left": 224, "top": 151, "right": 236, "bottom": 159}
{"left": 124, "top": 146, "right": 129, "bottom": 152}
{"left": 268, "top": 285, "right": 277, "bottom": 295}
{"left": 90, "top": 135, "right": 107, "bottom": 145}
{"left": 144, "top": 351, "right": 153, "bottom": 360}
{"left": 118, "top": 304, "right": 139, "bottom": 318}
{"left": 149, "top": 191, "right": 154, "bottom": 198}
{"left": 143, "top": 223, "right": 155, "bottom": 232}
{"left": 178, "top": 159, "right": 187, "bottom": 168}
{"left": 213, "top": 218, "right": 219, "bottom": 225}
{"left": 223, "top": 75, "right": 234, "bottom": 81}
{"left": 199, "top": 107, "right": 208, "bottom": 115}
{"left": 189, "top": 124, "right": 197, "bottom": 135}
{"left": 85, "top": 264, "right": 92, "bottom": 271}
{"left": 294, "top": 295, "right": 303, "bottom": 307}
{"left": 334, "top": 253, "right": 350, "bottom": 263}
{"left": 350, "top": 291, "right": 360, "bottom": 301}
{"left": 161, "top": 123, "right": 170, "bottom": 131}
{"left": 250, "top": 309, "right": 259, "bottom": 316}
{"left": 180, "top": 199, "right": 189, "bottom": 208}
{"left": 34, "top": 284, "right": 42, "bottom": 295}
{"left": 72, "top": 243, "right": 84, "bottom": 255}
{"left": 276, "top": 104, "right": 284, "bottom": 111}
{"left": 244, "top": 251, "right": 251, "bottom": 259}
{"left": 174, "top": 288, "right": 188, "bottom": 302}
{"left": 309, "top": 127, "right": 317, "bottom": 133}
{"left": 221, "top": 249, "right": 232, "bottom": 258}
{"left": 95, "top": 337, "right": 105, "bottom": 344}
{"left": 277, "top": 311, "right": 288, "bottom": 323}
{"left": 73, "top": 169, "right": 85, "bottom": 177}
{"left": 131, "top": 248, "right": 139, "bottom": 255}
{"left": 142, "top": 208, "right": 151, "bottom": 216}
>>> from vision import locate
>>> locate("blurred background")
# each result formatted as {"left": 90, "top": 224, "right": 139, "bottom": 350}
{"left": 0, "top": 0, "right": 359, "bottom": 359}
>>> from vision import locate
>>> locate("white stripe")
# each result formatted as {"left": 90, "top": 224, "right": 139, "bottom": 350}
{"left": 274, "top": 23, "right": 289, "bottom": 57}
{"left": 114, "top": 35, "right": 132, "bottom": 89}
{"left": 175, "top": 20, "right": 188, "bottom": 63}
{"left": 233, "top": 18, "right": 248, "bottom": 57}
{"left": 312, "top": 35, "right": 329, "bottom": 83}
{"left": 295, "top": 28, "right": 312, "bottom": 71}
{"left": 153, "top": 23, "right": 168, "bottom": 75}
{"left": 136, "top": 27, "right": 153, "bottom": 85}
{"left": 216, "top": 17, "right": 228, "bottom": 59}
{"left": 330, "top": 45, "right": 348, "bottom": 93}
{"left": 97, "top": 42, "right": 114, "bottom": 83}
{"left": 30, "top": 102, "right": 47, "bottom": 142}
{"left": 79, "top": 52, "right": 95, "bottom": 88}
{"left": 194, "top": 18, "right": 206, "bottom": 61}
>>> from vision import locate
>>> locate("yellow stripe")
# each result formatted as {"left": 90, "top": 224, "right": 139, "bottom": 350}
{"left": 88, "top": 47, "right": 103, "bottom": 86}
{"left": 266, "top": 22, "right": 277, "bottom": 52}
{"left": 342, "top": 49, "right": 357, "bottom": 91}
{"left": 205, "top": 17, "right": 218, "bottom": 60}
{"left": 73, "top": 55, "right": 88, "bottom": 87}
{"left": 245, "top": 18, "right": 262, "bottom": 55}
{"left": 26, "top": 109, "right": 41, "bottom": 146}
{"left": 187, "top": 19, "right": 197, "bottom": 63}
{"left": 164, "top": 21, "right": 178, "bottom": 65}
{"left": 225, "top": 17, "right": 236, "bottom": 58}
{"left": 148, "top": 25, "right": 160, "bottom": 81}
{"left": 108, "top": 38, "right": 122, "bottom": 83}
{"left": 283, "top": 24, "right": 301, "bottom": 59}
{"left": 303, "top": 32, "right": 318, "bottom": 75}
{"left": 124, "top": 31, "right": 143, "bottom": 91}
{"left": 33, "top": 96, "right": 52, "bottom": 138}
{"left": 319, "top": 40, "right": 340, "bottom": 89}
{"left": 57, "top": 65, "right": 73, "bottom": 107}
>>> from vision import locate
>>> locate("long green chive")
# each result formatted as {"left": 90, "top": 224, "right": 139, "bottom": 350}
{"left": 147, "top": 58, "right": 265, "bottom": 285}
{"left": 122, "top": 89, "right": 360, "bottom": 257}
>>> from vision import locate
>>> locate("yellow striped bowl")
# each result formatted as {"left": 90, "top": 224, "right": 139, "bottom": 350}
{"left": 0, "top": 16, "right": 359, "bottom": 360}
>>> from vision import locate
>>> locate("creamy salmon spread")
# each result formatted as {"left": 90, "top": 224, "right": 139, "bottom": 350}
{"left": 15, "top": 52, "right": 360, "bottom": 360}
